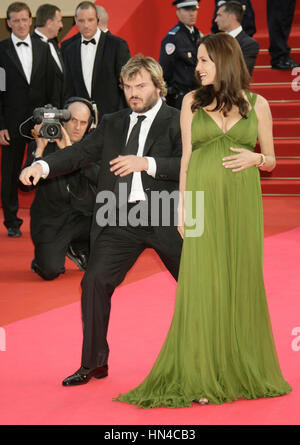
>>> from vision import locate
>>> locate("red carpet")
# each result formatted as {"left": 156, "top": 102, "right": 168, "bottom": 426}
{"left": 251, "top": 0, "right": 300, "bottom": 196}
{"left": 0, "top": 203, "right": 299, "bottom": 425}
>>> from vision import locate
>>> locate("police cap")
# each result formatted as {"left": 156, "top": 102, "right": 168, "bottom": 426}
{"left": 172, "top": 0, "right": 200, "bottom": 10}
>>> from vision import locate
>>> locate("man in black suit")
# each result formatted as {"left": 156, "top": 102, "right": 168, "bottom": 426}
{"left": 215, "top": 1, "right": 259, "bottom": 76}
{"left": 267, "top": 0, "right": 300, "bottom": 70}
{"left": 32, "top": 4, "right": 65, "bottom": 106}
{"left": 211, "top": 0, "right": 256, "bottom": 37}
{"left": 20, "top": 55, "right": 183, "bottom": 386}
{"left": 62, "top": 1, "right": 130, "bottom": 120}
{"left": 28, "top": 98, "right": 98, "bottom": 281}
{"left": 0, "top": 1, "right": 59, "bottom": 237}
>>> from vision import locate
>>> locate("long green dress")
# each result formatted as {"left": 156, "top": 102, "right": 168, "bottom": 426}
{"left": 114, "top": 92, "right": 292, "bottom": 407}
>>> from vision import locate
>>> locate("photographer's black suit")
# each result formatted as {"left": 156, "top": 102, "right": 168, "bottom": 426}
{"left": 43, "top": 102, "right": 183, "bottom": 369}
{"left": 26, "top": 141, "right": 97, "bottom": 280}
{"left": 0, "top": 36, "right": 59, "bottom": 230}
{"left": 62, "top": 31, "right": 130, "bottom": 120}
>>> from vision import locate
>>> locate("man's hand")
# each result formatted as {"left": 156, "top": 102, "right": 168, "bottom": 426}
{"left": 55, "top": 126, "right": 71, "bottom": 150}
{"left": 0, "top": 129, "right": 10, "bottom": 146}
{"left": 109, "top": 155, "right": 148, "bottom": 177}
{"left": 19, "top": 164, "right": 43, "bottom": 186}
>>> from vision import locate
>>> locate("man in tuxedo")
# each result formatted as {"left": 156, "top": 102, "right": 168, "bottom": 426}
{"left": 20, "top": 55, "right": 183, "bottom": 386}
{"left": 60, "top": 4, "right": 111, "bottom": 51}
{"left": 62, "top": 1, "right": 130, "bottom": 120}
{"left": 32, "top": 4, "right": 65, "bottom": 106}
{"left": 0, "top": 1, "right": 59, "bottom": 237}
{"left": 215, "top": 1, "right": 259, "bottom": 76}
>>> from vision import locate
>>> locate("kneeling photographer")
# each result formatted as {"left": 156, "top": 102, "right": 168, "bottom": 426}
{"left": 27, "top": 97, "right": 99, "bottom": 280}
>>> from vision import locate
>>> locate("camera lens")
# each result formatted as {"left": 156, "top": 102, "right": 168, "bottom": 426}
{"left": 46, "top": 124, "right": 59, "bottom": 138}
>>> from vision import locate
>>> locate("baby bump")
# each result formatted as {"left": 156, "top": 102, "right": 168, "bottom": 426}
{"left": 186, "top": 141, "right": 260, "bottom": 193}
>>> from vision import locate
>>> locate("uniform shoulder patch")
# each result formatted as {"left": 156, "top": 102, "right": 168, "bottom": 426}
{"left": 168, "top": 25, "right": 180, "bottom": 36}
{"left": 165, "top": 43, "right": 176, "bottom": 55}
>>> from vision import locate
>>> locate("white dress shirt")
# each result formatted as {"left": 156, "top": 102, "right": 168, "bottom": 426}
{"left": 11, "top": 33, "right": 32, "bottom": 84}
{"left": 34, "top": 29, "right": 63, "bottom": 72}
{"left": 228, "top": 26, "right": 243, "bottom": 38}
{"left": 81, "top": 28, "right": 101, "bottom": 97}
{"left": 126, "top": 98, "right": 161, "bottom": 202}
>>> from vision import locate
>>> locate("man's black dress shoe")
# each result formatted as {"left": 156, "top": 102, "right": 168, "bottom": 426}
{"left": 62, "top": 365, "right": 108, "bottom": 386}
{"left": 7, "top": 227, "right": 22, "bottom": 237}
{"left": 272, "top": 57, "right": 300, "bottom": 70}
{"left": 66, "top": 245, "right": 88, "bottom": 271}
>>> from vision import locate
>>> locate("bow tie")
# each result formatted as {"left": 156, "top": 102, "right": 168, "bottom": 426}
{"left": 82, "top": 38, "right": 96, "bottom": 45}
{"left": 16, "top": 41, "right": 29, "bottom": 47}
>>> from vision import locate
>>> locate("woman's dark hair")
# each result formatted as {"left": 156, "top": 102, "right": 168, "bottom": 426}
{"left": 191, "top": 33, "right": 251, "bottom": 118}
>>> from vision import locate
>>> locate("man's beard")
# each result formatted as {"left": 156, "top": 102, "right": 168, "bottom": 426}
{"left": 128, "top": 91, "right": 159, "bottom": 113}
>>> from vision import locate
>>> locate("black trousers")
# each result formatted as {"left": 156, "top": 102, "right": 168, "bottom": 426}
{"left": 80, "top": 224, "right": 183, "bottom": 369}
{"left": 33, "top": 213, "right": 91, "bottom": 280}
{"left": 1, "top": 136, "right": 27, "bottom": 229}
{"left": 267, "top": 0, "right": 296, "bottom": 64}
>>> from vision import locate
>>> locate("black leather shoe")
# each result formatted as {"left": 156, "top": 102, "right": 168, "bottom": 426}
{"left": 272, "top": 57, "right": 300, "bottom": 70}
{"left": 62, "top": 365, "right": 108, "bottom": 386}
{"left": 285, "top": 57, "right": 300, "bottom": 68}
{"left": 66, "top": 245, "right": 88, "bottom": 271}
{"left": 7, "top": 227, "right": 22, "bottom": 237}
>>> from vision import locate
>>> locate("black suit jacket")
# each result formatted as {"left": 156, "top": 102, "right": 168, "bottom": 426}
{"left": 43, "top": 102, "right": 182, "bottom": 244}
{"left": 61, "top": 31, "right": 130, "bottom": 120}
{"left": 0, "top": 35, "right": 59, "bottom": 137}
{"left": 235, "top": 30, "right": 259, "bottom": 76}
{"left": 26, "top": 141, "right": 97, "bottom": 243}
{"left": 32, "top": 31, "right": 65, "bottom": 107}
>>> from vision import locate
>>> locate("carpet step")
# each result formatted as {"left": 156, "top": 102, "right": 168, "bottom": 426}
{"left": 252, "top": 66, "right": 299, "bottom": 83}
{"left": 269, "top": 101, "right": 300, "bottom": 119}
{"left": 251, "top": 83, "right": 298, "bottom": 100}
{"left": 260, "top": 158, "right": 300, "bottom": 177}
{"left": 255, "top": 27, "right": 300, "bottom": 49}
{"left": 256, "top": 139, "right": 300, "bottom": 157}
{"left": 260, "top": 178, "right": 300, "bottom": 195}
{"left": 256, "top": 48, "right": 300, "bottom": 65}
{"left": 272, "top": 119, "right": 300, "bottom": 137}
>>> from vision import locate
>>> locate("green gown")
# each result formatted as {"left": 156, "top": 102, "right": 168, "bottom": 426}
{"left": 114, "top": 92, "right": 292, "bottom": 408}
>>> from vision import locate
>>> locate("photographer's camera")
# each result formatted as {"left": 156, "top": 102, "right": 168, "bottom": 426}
{"left": 33, "top": 104, "right": 71, "bottom": 140}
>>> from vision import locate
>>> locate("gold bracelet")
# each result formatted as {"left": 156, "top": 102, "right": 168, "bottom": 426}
{"left": 257, "top": 153, "right": 266, "bottom": 167}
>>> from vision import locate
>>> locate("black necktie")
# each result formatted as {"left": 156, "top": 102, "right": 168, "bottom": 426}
{"left": 16, "top": 41, "right": 29, "bottom": 47}
{"left": 82, "top": 38, "right": 96, "bottom": 45}
{"left": 124, "top": 115, "right": 146, "bottom": 155}
{"left": 114, "top": 115, "right": 146, "bottom": 208}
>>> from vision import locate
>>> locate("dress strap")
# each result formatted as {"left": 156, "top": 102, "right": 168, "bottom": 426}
{"left": 246, "top": 90, "right": 258, "bottom": 108}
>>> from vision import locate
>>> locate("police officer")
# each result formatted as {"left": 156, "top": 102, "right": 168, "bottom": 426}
{"left": 159, "top": 0, "right": 203, "bottom": 109}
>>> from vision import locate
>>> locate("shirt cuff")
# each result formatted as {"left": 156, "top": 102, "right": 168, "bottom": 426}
{"left": 145, "top": 157, "right": 157, "bottom": 178}
{"left": 32, "top": 160, "right": 50, "bottom": 179}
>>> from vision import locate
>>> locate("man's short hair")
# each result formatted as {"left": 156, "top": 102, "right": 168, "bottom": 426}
{"left": 75, "top": 1, "right": 97, "bottom": 17}
{"left": 120, "top": 55, "right": 167, "bottom": 97}
{"left": 223, "top": 1, "right": 244, "bottom": 24}
{"left": 7, "top": 2, "right": 31, "bottom": 20}
{"left": 35, "top": 4, "right": 61, "bottom": 27}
